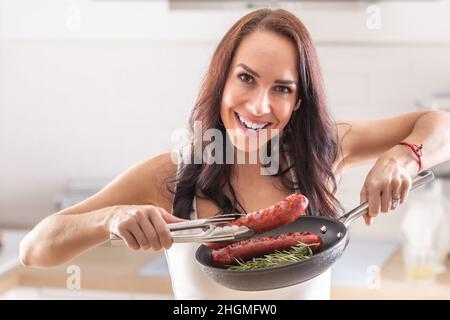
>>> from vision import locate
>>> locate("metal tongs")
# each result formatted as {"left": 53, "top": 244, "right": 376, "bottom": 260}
{"left": 109, "top": 213, "right": 254, "bottom": 246}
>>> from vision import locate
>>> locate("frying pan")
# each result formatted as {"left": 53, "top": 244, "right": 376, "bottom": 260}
{"left": 195, "top": 170, "right": 435, "bottom": 291}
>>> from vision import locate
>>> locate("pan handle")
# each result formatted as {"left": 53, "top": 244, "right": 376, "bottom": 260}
{"left": 338, "top": 170, "right": 435, "bottom": 227}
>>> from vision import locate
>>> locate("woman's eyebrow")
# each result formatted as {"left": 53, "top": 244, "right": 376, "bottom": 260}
{"left": 236, "top": 63, "right": 297, "bottom": 86}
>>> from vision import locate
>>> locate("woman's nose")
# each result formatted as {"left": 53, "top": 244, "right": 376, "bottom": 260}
{"left": 247, "top": 91, "right": 271, "bottom": 116}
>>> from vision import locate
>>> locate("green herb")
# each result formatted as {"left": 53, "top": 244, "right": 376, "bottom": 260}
{"left": 226, "top": 242, "right": 315, "bottom": 271}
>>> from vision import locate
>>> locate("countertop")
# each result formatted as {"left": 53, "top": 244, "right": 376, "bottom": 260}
{"left": 332, "top": 249, "right": 450, "bottom": 299}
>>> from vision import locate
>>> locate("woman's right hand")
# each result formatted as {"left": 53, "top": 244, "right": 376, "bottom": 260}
{"left": 108, "top": 205, "right": 186, "bottom": 251}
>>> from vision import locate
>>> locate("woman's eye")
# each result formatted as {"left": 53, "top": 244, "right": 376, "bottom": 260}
{"left": 275, "top": 86, "right": 292, "bottom": 94}
{"left": 238, "top": 73, "right": 292, "bottom": 94}
{"left": 238, "top": 73, "right": 253, "bottom": 84}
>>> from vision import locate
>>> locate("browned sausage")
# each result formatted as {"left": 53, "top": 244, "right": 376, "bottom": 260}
{"left": 211, "top": 231, "right": 322, "bottom": 267}
{"left": 231, "top": 193, "right": 309, "bottom": 233}
{"left": 204, "top": 193, "right": 308, "bottom": 250}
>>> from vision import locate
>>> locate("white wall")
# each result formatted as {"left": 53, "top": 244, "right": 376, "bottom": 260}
{"left": 2, "top": 0, "right": 450, "bottom": 43}
{"left": 1, "top": 1, "right": 449, "bottom": 239}
{"left": 0, "top": 39, "right": 213, "bottom": 225}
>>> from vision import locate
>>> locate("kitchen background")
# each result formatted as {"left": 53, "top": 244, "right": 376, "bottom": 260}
{"left": 1, "top": 0, "right": 450, "bottom": 299}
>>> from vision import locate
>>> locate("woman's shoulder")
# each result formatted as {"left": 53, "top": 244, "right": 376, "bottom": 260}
{"left": 138, "top": 150, "right": 179, "bottom": 211}
{"left": 56, "top": 151, "right": 179, "bottom": 216}
{"left": 143, "top": 150, "right": 179, "bottom": 173}
{"left": 105, "top": 150, "right": 179, "bottom": 212}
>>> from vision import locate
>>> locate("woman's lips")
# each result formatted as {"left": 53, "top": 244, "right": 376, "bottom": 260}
{"left": 233, "top": 112, "right": 272, "bottom": 133}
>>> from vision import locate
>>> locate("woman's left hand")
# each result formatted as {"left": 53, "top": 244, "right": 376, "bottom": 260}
{"left": 360, "top": 157, "right": 413, "bottom": 226}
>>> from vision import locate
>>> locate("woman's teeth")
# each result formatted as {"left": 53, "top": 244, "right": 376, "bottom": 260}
{"left": 236, "top": 113, "right": 269, "bottom": 131}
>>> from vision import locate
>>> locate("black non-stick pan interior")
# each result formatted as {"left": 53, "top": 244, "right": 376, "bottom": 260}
{"left": 195, "top": 215, "right": 349, "bottom": 291}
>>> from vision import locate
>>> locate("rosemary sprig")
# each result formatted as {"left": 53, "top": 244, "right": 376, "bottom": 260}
{"left": 226, "top": 242, "right": 316, "bottom": 271}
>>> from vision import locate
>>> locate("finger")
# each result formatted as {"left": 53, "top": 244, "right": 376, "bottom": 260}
{"left": 148, "top": 208, "right": 172, "bottom": 250}
{"left": 360, "top": 186, "right": 371, "bottom": 226}
{"left": 400, "top": 177, "right": 412, "bottom": 204}
{"left": 141, "top": 205, "right": 185, "bottom": 223}
{"left": 160, "top": 210, "right": 187, "bottom": 224}
{"left": 127, "top": 220, "right": 149, "bottom": 250}
{"left": 137, "top": 213, "right": 160, "bottom": 251}
{"left": 363, "top": 215, "right": 373, "bottom": 226}
{"left": 380, "top": 182, "right": 391, "bottom": 213}
{"left": 120, "top": 230, "right": 140, "bottom": 251}
{"left": 390, "top": 177, "right": 402, "bottom": 210}
{"left": 366, "top": 184, "right": 381, "bottom": 218}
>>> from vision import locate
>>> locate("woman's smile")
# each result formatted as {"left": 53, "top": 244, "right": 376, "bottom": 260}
{"left": 234, "top": 111, "right": 272, "bottom": 131}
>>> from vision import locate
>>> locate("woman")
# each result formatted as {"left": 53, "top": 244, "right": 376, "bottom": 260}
{"left": 20, "top": 9, "right": 450, "bottom": 299}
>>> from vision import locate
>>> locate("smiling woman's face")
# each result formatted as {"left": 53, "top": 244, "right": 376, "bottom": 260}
{"left": 221, "top": 30, "right": 299, "bottom": 154}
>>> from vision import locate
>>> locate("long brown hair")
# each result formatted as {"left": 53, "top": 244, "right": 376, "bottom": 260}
{"left": 167, "top": 8, "right": 343, "bottom": 219}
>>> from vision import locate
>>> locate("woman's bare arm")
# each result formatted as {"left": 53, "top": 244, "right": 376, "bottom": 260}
{"left": 337, "top": 110, "right": 450, "bottom": 172}
{"left": 336, "top": 110, "right": 450, "bottom": 225}
{"left": 20, "top": 151, "right": 178, "bottom": 268}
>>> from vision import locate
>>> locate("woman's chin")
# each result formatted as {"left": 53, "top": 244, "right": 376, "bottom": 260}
{"left": 229, "top": 132, "right": 269, "bottom": 155}
{"left": 233, "top": 142, "right": 260, "bottom": 154}
{"left": 225, "top": 126, "right": 281, "bottom": 160}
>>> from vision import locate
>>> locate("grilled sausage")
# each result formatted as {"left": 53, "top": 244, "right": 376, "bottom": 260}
{"left": 211, "top": 231, "right": 322, "bottom": 267}
{"left": 231, "top": 193, "right": 308, "bottom": 233}
{"left": 204, "top": 193, "right": 308, "bottom": 250}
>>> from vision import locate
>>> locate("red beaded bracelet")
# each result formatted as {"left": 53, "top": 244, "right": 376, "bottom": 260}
{"left": 398, "top": 142, "right": 423, "bottom": 172}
